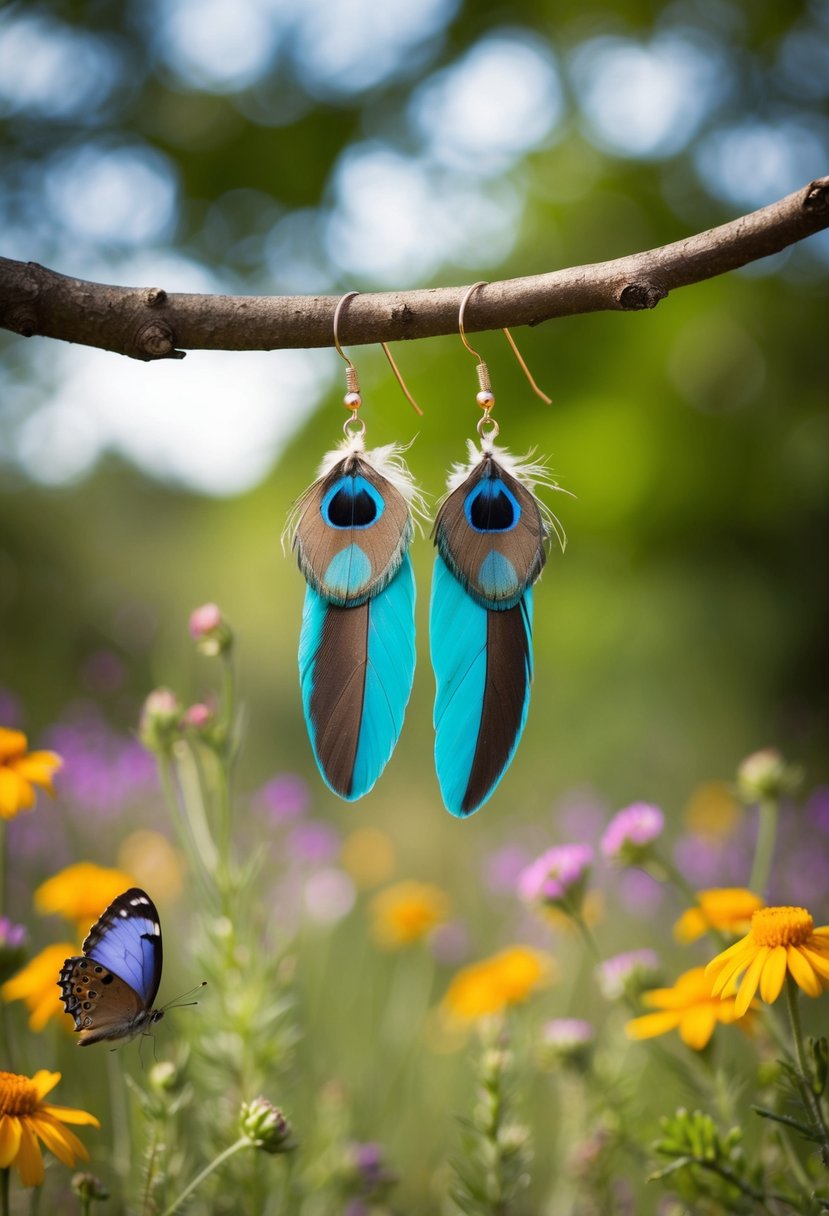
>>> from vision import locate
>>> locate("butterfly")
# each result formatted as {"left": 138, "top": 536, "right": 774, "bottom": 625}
{"left": 58, "top": 887, "right": 165, "bottom": 1046}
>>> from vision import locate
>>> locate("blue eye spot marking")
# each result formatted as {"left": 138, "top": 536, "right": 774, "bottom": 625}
{"left": 464, "top": 478, "right": 521, "bottom": 533}
{"left": 321, "top": 476, "right": 385, "bottom": 529}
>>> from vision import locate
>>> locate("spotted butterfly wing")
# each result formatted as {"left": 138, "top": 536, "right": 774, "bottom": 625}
{"left": 58, "top": 887, "right": 164, "bottom": 1046}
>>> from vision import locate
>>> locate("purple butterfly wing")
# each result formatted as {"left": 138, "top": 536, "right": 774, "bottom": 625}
{"left": 82, "top": 887, "right": 163, "bottom": 1008}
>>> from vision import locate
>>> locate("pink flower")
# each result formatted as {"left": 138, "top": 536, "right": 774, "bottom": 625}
{"left": 517, "top": 843, "right": 593, "bottom": 907}
{"left": 182, "top": 703, "right": 212, "bottom": 730}
{"left": 189, "top": 603, "right": 223, "bottom": 639}
{"left": 601, "top": 803, "right": 664, "bottom": 863}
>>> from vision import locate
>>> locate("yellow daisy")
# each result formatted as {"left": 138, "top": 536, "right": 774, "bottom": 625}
{"left": 626, "top": 966, "right": 745, "bottom": 1050}
{"left": 0, "top": 1069, "right": 99, "bottom": 1186}
{"left": 369, "top": 880, "right": 450, "bottom": 949}
{"left": 674, "top": 887, "right": 764, "bottom": 943}
{"left": 35, "top": 862, "right": 136, "bottom": 933}
{"left": 0, "top": 729, "right": 62, "bottom": 820}
{"left": 442, "top": 946, "right": 553, "bottom": 1021}
{"left": 2, "top": 943, "right": 77, "bottom": 1031}
{"left": 707, "top": 905, "right": 829, "bottom": 1017}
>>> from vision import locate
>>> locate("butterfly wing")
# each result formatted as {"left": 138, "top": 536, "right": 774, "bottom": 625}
{"left": 81, "top": 887, "right": 163, "bottom": 1008}
{"left": 58, "top": 955, "right": 151, "bottom": 1046}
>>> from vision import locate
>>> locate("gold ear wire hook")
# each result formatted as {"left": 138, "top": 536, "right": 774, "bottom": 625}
{"left": 459, "top": 281, "right": 553, "bottom": 417}
{"left": 333, "top": 292, "right": 423, "bottom": 434}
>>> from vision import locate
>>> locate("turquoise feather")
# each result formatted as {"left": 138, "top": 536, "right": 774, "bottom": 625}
{"left": 431, "top": 556, "right": 533, "bottom": 817}
{"left": 299, "top": 555, "right": 416, "bottom": 800}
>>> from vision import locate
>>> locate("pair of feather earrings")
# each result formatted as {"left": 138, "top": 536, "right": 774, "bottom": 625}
{"left": 288, "top": 286, "right": 563, "bottom": 818}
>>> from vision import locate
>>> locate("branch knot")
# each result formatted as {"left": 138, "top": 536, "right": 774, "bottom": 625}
{"left": 619, "top": 280, "right": 668, "bottom": 311}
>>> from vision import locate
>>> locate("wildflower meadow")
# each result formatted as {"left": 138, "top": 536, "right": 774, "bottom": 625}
{"left": 2, "top": 604, "right": 829, "bottom": 1213}
{"left": 2, "top": 2, "right": 829, "bottom": 1213}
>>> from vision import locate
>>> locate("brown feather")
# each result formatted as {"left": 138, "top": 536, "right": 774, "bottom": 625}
{"left": 461, "top": 603, "right": 532, "bottom": 815}
{"left": 308, "top": 602, "right": 369, "bottom": 797}
{"left": 434, "top": 457, "right": 546, "bottom": 609}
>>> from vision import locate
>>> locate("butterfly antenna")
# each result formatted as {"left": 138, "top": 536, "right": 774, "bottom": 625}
{"left": 162, "top": 980, "right": 207, "bottom": 1012}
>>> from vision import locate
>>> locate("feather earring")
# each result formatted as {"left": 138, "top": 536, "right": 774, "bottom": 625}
{"left": 288, "top": 292, "right": 424, "bottom": 801}
{"left": 430, "top": 281, "right": 565, "bottom": 818}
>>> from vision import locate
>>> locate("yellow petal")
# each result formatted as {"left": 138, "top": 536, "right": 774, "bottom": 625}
{"left": 711, "top": 945, "right": 753, "bottom": 997}
{"left": 0, "top": 728, "right": 27, "bottom": 761}
{"left": 625, "top": 1010, "right": 681, "bottom": 1040}
{"left": 0, "top": 1114, "right": 22, "bottom": 1168}
{"left": 0, "top": 769, "right": 27, "bottom": 817}
{"left": 16, "top": 1119, "right": 44, "bottom": 1187}
{"left": 31, "top": 1114, "right": 89, "bottom": 1167}
{"left": 735, "top": 946, "right": 769, "bottom": 1017}
{"left": 787, "top": 946, "right": 824, "bottom": 997}
{"left": 12, "top": 752, "right": 62, "bottom": 793}
{"left": 30, "top": 1071, "right": 61, "bottom": 1102}
{"left": 678, "top": 1004, "right": 718, "bottom": 1050}
{"left": 41, "top": 1105, "right": 100, "bottom": 1128}
{"left": 759, "top": 946, "right": 788, "bottom": 1004}
{"left": 673, "top": 907, "right": 707, "bottom": 943}
{"left": 801, "top": 946, "right": 829, "bottom": 980}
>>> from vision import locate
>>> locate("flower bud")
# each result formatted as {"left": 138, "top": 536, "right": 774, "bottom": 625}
{"left": 138, "top": 687, "right": 183, "bottom": 754}
{"left": 149, "top": 1061, "right": 179, "bottom": 1093}
{"left": 517, "top": 844, "right": 593, "bottom": 914}
{"left": 601, "top": 803, "right": 664, "bottom": 864}
{"left": 240, "top": 1097, "right": 296, "bottom": 1154}
{"left": 537, "top": 1018, "right": 595, "bottom": 1071}
{"left": 72, "top": 1173, "right": 110, "bottom": 1203}
{"left": 189, "top": 603, "right": 233, "bottom": 657}
{"left": 737, "top": 748, "right": 802, "bottom": 803}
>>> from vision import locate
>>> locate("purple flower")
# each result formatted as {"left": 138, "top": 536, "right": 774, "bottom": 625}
{"left": 0, "top": 918, "right": 26, "bottom": 950}
{"left": 346, "top": 1141, "right": 397, "bottom": 1195}
{"left": 303, "top": 868, "right": 355, "bottom": 923}
{"left": 45, "top": 707, "right": 157, "bottom": 816}
{"left": 256, "top": 773, "right": 310, "bottom": 823}
{"left": 484, "top": 844, "right": 533, "bottom": 893}
{"left": 286, "top": 820, "right": 340, "bottom": 865}
{"left": 517, "top": 843, "right": 593, "bottom": 908}
{"left": 601, "top": 802, "right": 664, "bottom": 863}
{"left": 596, "top": 949, "right": 661, "bottom": 1001}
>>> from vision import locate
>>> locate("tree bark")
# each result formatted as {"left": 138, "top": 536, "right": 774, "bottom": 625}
{"left": 0, "top": 177, "right": 827, "bottom": 363}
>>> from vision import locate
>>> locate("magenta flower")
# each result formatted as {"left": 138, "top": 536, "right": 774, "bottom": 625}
{"left": 517, "top": 843, "right": 593, "bottom": 909}
{"left": 256, "top": 773, "right": 310, "bottom": 823}
{"left": 601, "top": 802, "right": 664, "bottom": 863}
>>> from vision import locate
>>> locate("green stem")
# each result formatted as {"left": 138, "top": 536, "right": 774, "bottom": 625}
{"left": 160, "top": 1138, "right": 249, "bottom": 1216}
{"left": 173, "top": 742, "right": 219, "bottom": 877}
{"left": 79, "top": 1197, "right": 90, "bottom": 1216}
{"left": 107, "top": 1049, "right": 131, "bottom": 1184}
{"left": 570, "top": 910, "right": 602, "bottom": 964}
{"left": 749, "top": 796, "right": 778, "bottom": 898}
{"left": 1, "top": 1169, "right": 9, "bottom": 1216}
{"left": 784, "top": 976, "right": 829, "bottom": 1162}
{"left": 653, "top": 853, "right": 730, "bottom": 948}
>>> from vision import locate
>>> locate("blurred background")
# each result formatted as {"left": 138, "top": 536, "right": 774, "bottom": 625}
{"left": 1, "top": 0, "right": 828, "bottom": 1208}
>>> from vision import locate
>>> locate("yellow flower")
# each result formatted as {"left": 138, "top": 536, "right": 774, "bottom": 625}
{"left": 625, "top": 966, "right": 745, "bottom": 1050}
{"left": 674, "top": 887, "right": 764, "bottom": 944}
{"left": 707, "top": 905, "right": 829, "bottom": 1017}
{"left": 442, "top": 946, "right": 553, "bottom": 1021}
{"left": 35, "top": 862, "right": 135, "bottom": 934}
{"left": 2, "top": 943, "right": 77, "bottom": 1031}
{"left": 683, "top": 781, "right": 742, "bottom": 839}
{"left": 341, "top": 827, "right": 396, "bottom": 889}
{"left": 370, "top": 880, "right": 450, "bottom": 949}
{"left": 0, "top": 729, "right": 62, "bottom": 820}
{"left": 0, "top": 1069, "right": 99, "bottom": 1186}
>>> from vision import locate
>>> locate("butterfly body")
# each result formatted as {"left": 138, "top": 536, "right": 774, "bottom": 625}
{"left": 58, "top": 888, "right": 164, "bottom": 1046}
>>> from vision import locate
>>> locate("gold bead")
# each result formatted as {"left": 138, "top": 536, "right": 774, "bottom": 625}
{"left": 343, "top": 392, "right": 362, "bottom": 410}
{"left": 476, "top": 390, "right": 495, "bottom": 409}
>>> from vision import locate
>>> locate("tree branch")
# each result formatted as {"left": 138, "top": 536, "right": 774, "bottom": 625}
{"left": 1, "top": 177, "right": 827, "bottom": 362}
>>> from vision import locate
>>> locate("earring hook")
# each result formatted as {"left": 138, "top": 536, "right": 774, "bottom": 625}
{"left": 458, "top": 282, "right": 552, "bottom": 442}
{"left": 333, "top": 292, "right": 423, "bottom": 437}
